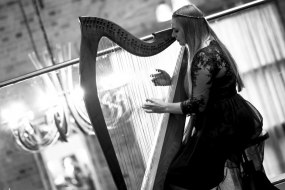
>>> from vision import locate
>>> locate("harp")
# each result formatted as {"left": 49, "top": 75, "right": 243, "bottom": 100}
{"left": 79, "top": 17, "right": 187, "bottom": 190}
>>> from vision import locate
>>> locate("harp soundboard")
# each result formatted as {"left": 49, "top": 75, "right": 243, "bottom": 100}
{"left": 79, "top": 17, "right": 187, "bottom": 190}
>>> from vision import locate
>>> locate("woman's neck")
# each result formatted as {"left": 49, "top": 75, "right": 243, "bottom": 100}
{"left": 200, "top": 35, "right": 214, "bottom": 49}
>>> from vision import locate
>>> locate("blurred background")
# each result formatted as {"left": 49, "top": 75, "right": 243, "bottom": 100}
{"left": 0, "top": 0, "right": 285, "bottom": 189}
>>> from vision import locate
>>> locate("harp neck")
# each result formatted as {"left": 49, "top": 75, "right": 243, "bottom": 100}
{"left": 79, "top": 16, "right": 175, "bottom": 57}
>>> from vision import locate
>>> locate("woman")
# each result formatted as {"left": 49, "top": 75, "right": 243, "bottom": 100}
{"left": 142, "top": 4, "right": 264, "bottom": 190}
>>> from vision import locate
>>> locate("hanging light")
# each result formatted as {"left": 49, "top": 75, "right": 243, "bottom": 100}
{"left": 156, "top": 1, "right": 172, "bottom": 22}
{"left": 156, "top": 0, "right": 192, "bottom": 22}
{"left": 12, "top": 106, "right": 67, "bottom": 152}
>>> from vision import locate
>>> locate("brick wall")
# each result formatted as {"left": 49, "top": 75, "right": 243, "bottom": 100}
{"left": 0, "top": 0, "right": 161, "bottom": 82}
{"left": 0, "top": 130, "right": 47, "bottom": 190}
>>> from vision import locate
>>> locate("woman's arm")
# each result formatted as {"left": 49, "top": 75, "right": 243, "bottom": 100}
{"left": 180, "top": 51, "right": 219, "bottom": 115}
{"left": 143, "top": 51, "right": 220, "bottom": 115}
{"left": 142, "top": 99, "right": 183, "bottom": 114}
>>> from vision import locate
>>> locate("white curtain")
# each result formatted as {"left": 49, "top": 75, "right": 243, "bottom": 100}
{"left": 210, "top": 1, "right": 285, "bottom": 185}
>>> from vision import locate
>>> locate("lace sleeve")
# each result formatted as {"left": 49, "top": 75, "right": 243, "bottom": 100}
{"left": 181, "top": 51, "right": 220, "bottom": 115}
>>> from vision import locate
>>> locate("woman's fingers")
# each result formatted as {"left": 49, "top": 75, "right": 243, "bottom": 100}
{"left": 142, "top": 104, "right": 151, "bottom": 109}
{"left": 152, "top": 79, "right": 170, "bottom": 86}
{"left": 150, "top": 69, "right": 171, "bottom": 86}
{"left": 142, "top": 103, "right": 155, "bottom": 113}
{"left": 146, "top": 99, "right": 155, "bottom": 103}
{"left": 156, "top": 69, "right": 166, "bottom": 74}
{"left": 151, "top": 78, "right": 159, "bottom": 86}
{"left": 142, "top": 99, "right": 155, "bottom": 108}
{"left": 150, "top": 73, "right": 164, "bottom": 78}
{"left": 151, "top": 72, "right": 167, "bottom": 78}
{"left": 142, "top": 99, "right": 156, "bottom": 109}
{"left": 150, "top": 69, "right": 168, "bottom": 78}
{"left": 151, "top": 73, "right": 170, "bottom": 86}
{"left": 142, "top": 106, "right": 156, "bottom": 113}
{"left": 142, "top": 99, "right": 165, "bottom": 114}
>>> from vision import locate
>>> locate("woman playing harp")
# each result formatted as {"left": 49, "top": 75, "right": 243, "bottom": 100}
{"left": 142, "top": 4, "right": 263, "bottom": 190}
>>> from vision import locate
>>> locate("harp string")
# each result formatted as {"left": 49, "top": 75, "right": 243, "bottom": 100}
{"left": 97, "top": 38, "right": 144, "bottom": 188}
{"left": 111, "top": 47, "right": 145, "bottom": 188}
{"left": 108, "top": 40, "right": 155, "bottom": 188}
{"left": 111, "top": 40, "right": 141, "bottom": 188}
{"left": 96, "top": 37, "right": 182, "bottom": 189}
{"left": 109, "top": 44, "right": 166, "bottom": 162}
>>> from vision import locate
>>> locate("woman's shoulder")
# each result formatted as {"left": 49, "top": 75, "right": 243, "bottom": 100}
{"left": 194, "top": 40, "right": 223, "bottom": 63}
{"left": 198, "top": 40, "right": 221, "bottom": 56}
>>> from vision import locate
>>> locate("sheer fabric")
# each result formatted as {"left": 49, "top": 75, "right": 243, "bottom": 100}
{"left": 210, "top": 1, "right": 285, "bottom": 183}
{"left": 164, "top": 41, "right": 263, "bottom": 190}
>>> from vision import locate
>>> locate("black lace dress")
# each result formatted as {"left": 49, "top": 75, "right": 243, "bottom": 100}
{"left": 164, "top": 40, "right": 263, "bottom": 190}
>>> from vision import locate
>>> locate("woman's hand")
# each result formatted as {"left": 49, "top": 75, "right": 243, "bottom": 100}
{"left": 151, "top": 69, "right": 171, "bottom": 86}
{"left": 142, "top": 99, "right": 168, "bottom": 113}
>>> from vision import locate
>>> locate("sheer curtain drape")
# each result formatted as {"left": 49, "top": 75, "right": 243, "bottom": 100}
{"left": 208, "top": 2, "right": 285, "bottom": 189}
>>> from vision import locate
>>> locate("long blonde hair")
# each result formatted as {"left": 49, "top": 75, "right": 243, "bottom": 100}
{"left": 172, "top": 4, "right": 244, "bottom": 92}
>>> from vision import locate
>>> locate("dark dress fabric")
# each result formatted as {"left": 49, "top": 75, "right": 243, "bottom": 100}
{"left": 164, "top": 40, "right": 263, "bottom": 190}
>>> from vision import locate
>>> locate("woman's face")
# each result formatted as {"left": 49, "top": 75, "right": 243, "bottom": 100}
{"left": 171, "top": 18, "right": 186, "bottom": 46}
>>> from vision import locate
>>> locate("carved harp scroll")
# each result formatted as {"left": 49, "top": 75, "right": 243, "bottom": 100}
{"left": 79, "top": 16, "right": 187, "bottom": 190}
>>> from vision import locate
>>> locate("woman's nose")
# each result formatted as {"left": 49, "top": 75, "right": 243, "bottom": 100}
{"left": 171, "top": 30, "right": 175, "bottom": 38}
